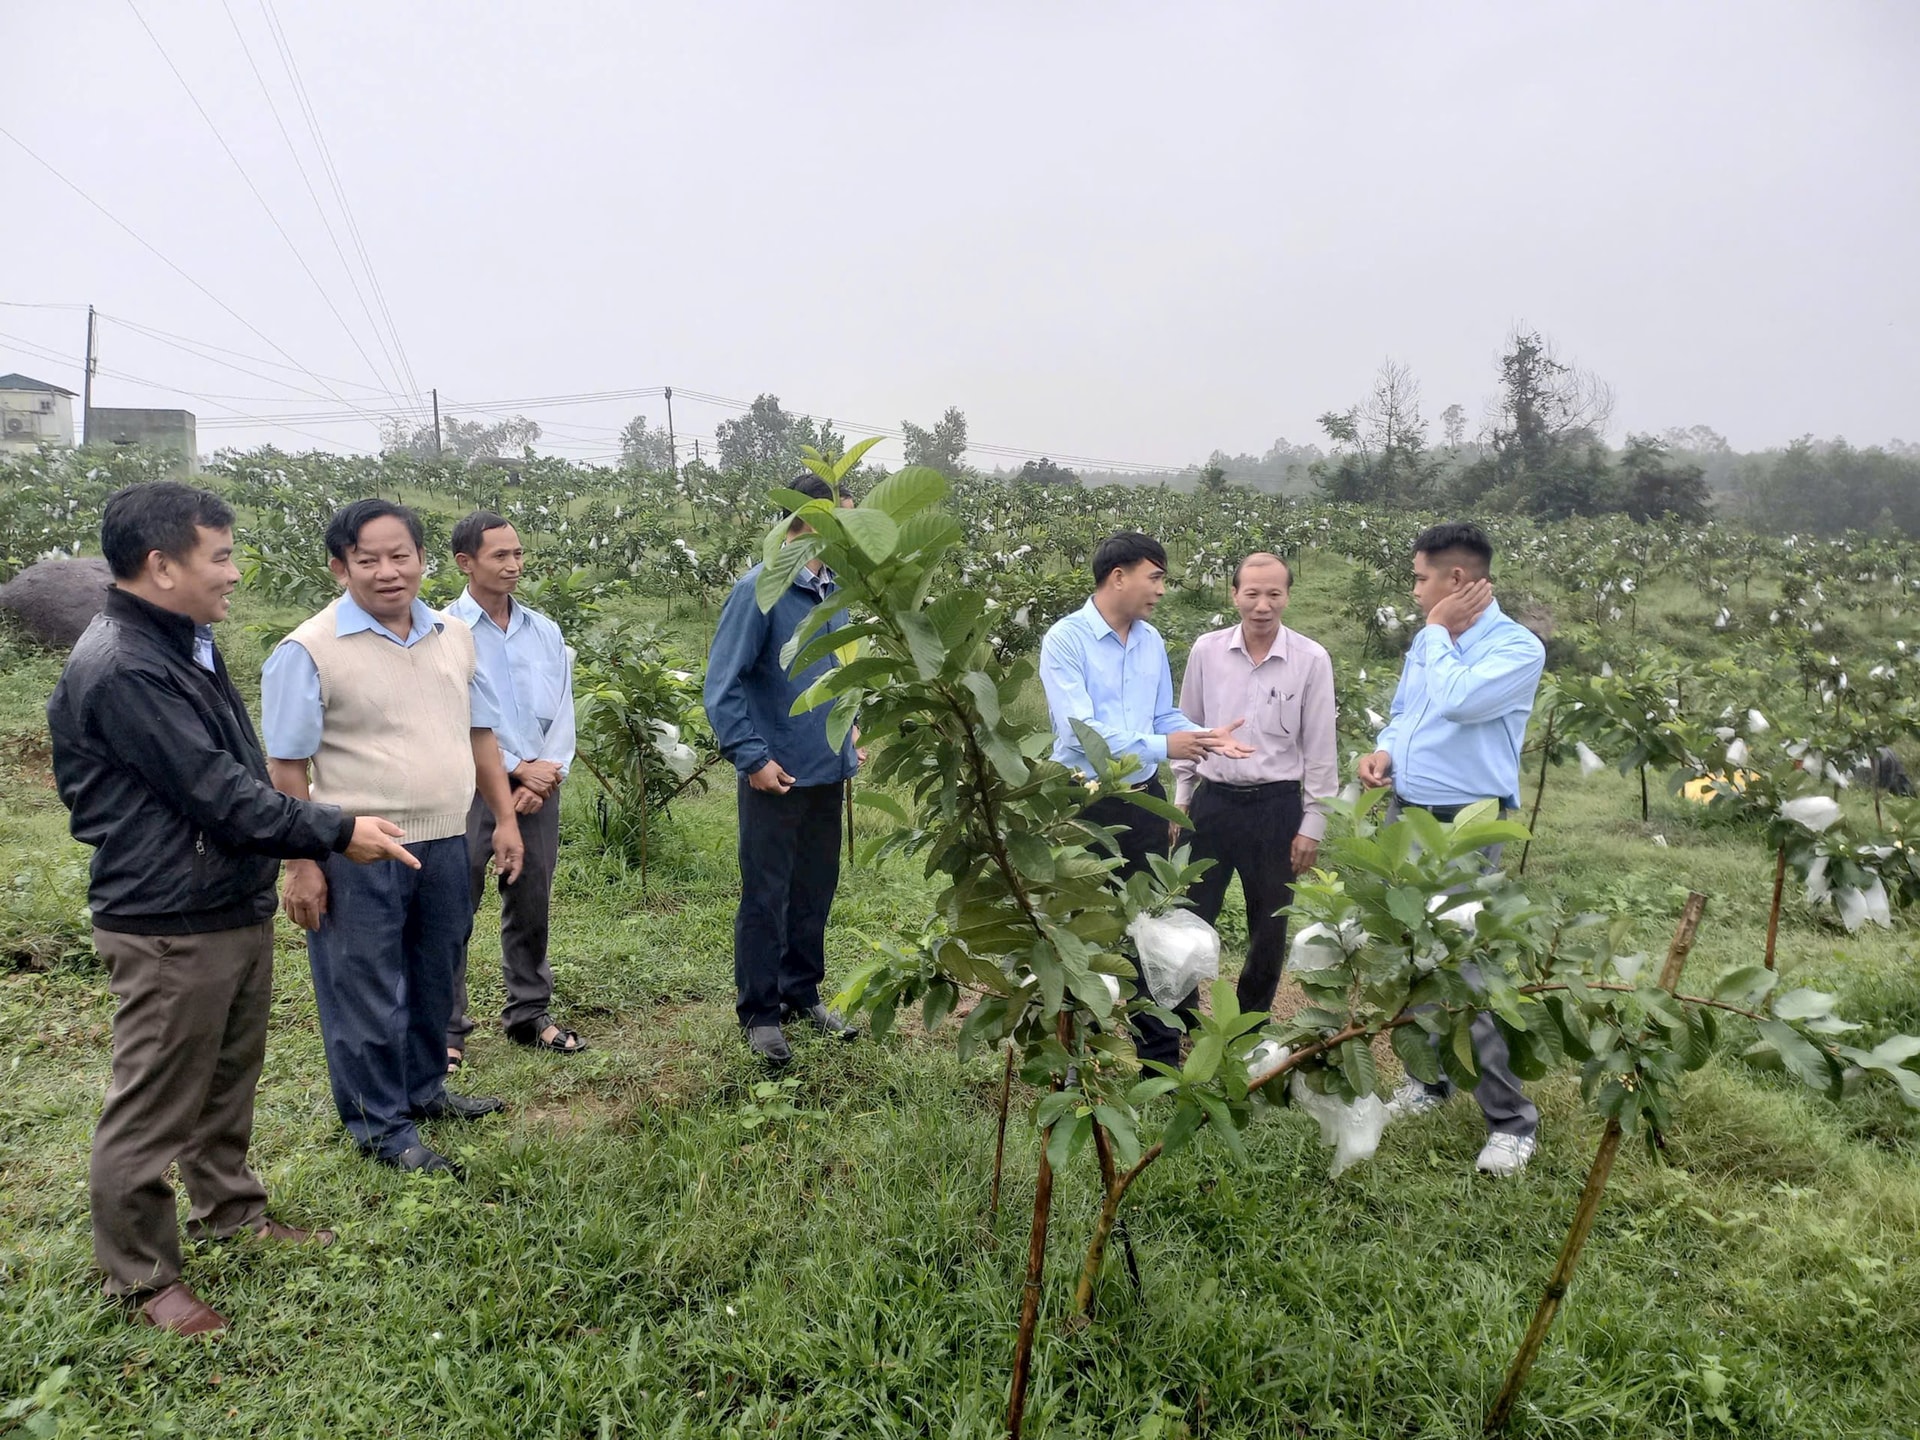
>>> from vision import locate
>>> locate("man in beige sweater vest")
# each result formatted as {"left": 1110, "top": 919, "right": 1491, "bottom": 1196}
{"left": 263, "top": 500, "right": 524, "bottom": 1176}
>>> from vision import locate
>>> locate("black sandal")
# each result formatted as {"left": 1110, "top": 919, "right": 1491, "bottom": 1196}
{"left": 446, "top": 1047, "right": 464, "bottom": 1075}
{"left": 507, "top": 1019, "right": 588, "bottom": 1055}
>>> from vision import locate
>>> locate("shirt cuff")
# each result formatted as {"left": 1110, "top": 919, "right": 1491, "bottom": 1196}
{"left": 332, "top": 813, "right": 358, "bottom": 853}
{"left": 1142, "top": 734, "right": 1169, "bottom": 765}
{"left": 1297, "top": 810, "right": 1328, "bottom": 842}
{"left": 499, "top": 749, "right": 522, "bottom": 775}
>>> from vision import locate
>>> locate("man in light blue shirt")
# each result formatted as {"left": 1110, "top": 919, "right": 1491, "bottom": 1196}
{"left": 444, "top": 510, "right": 585, "bottom": 1068}
{"left": 1359, "top": 521, "right": 1546, "bottom": 1177}
{"left": 1039, "top": 531, "right": 1250, "bottom": 1070}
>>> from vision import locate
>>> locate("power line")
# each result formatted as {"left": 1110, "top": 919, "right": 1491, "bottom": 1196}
{"left": 0, "top": 331, "right": 372, "bottom": 450}
{"left": 123, "top": 0, "right": 406, "bottom": 410}
{"left": 216, "top": 0, "right": 416, "bottom": 408}
{"left": 256, "top": 0, "right": 424, "bottom": 404}
{"left": 102, "top": 312, "right": 412, "bottom": 403}
{"left": 0, "top": 121, "right": 393, "bottom": 433}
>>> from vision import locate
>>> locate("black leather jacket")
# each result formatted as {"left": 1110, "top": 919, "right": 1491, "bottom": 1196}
{"left": 48, "top": 587, "right": 355, "bottom": 935}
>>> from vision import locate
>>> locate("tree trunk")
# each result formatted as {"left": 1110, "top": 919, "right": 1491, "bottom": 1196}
{"left": 1638, "top": 765, "right": 1650, "bottom": 824}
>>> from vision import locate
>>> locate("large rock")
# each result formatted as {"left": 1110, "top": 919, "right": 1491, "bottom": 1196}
{"left": 0, "top": 556, "right": 114, "bottom": 650}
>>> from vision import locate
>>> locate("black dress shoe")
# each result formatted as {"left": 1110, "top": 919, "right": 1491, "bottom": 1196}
{"left": 415, "top": 1091, "right": 507, "bottom": 1121}
{"left": 798, "top": 1003, "right": 859, "bottom": 1040}
{"left": 746, "top": 1024, "right": 792, "bottom": 1064}
{"left": 377, "top": 1143, "right": 464, "bottom": 1178}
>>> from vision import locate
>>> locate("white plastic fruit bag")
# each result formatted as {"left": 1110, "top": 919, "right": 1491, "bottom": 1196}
{"left": 1126, "top": 908, "right": 1221, "bottom": 1006}
{"left": 1288, "top": 1072, "right": 1389, "bottom": 1176}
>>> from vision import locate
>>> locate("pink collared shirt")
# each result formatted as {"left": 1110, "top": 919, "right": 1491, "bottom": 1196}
{"left": 1172, "top": 623, "right": 1339, "bottom": 840}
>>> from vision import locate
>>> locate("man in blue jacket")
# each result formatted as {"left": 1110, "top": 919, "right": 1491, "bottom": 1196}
{"left": 1358, "top": 521, "right": 1547, "bottom": 1176}
{"left": 704, "top": 474, "right": 860, "bottom": 1064}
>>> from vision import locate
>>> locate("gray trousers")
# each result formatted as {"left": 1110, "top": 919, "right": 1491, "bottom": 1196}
{"left": 449, "top": 787, "right": 562, "bottom": 1046}
{"left": 1386, "top": 797, "right": 1540, "bottom": 1141}
{"left": 90, "top": 919, "right": 275, "bottom": 1296}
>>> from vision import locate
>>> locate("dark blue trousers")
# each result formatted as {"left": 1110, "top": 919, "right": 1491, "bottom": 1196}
{"left": 307, "top": 836, "right": 471, "bottom": 1158}
{"left": 734, "top": 778, "right": 842, "bottom": 1029}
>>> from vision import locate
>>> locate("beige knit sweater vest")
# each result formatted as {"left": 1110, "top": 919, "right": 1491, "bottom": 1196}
{"left": 286, "top": 599, "right": 478, "bottom": 842}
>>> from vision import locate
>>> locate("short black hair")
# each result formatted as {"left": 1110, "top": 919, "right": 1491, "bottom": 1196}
{"left": 100, "top": 482, "right": 235, "bottom": 580}
{"left": 780, "top": 472, "right": 835, "bottom": 518}
{"left": 1092, "top": 532, "right": 1167, "bottom": 588}
{"left": 1412, "top": 521, "right": 1493, "bottom": 575}
{"left": 451, "top": 509, "right": 513, "bottom": 559}
{"left": 325, "top": 498, "right": 424, "bottom": 563}
{"left": 1231, "top": 552, "right": 1293, "bottom": 589}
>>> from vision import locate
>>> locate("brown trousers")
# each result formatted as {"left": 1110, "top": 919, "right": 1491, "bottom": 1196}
{"left": 90, "top": 919, "right": 275, "bottom": 1296}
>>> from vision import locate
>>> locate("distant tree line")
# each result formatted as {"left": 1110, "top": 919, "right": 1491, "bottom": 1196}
{"left": 581, "top": 333, "right": 1920, "bottom": 539}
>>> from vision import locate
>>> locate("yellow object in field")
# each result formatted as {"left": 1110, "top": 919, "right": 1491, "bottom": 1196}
{"left": 1681, "top": 769, "right": 1757, "bottom": 804}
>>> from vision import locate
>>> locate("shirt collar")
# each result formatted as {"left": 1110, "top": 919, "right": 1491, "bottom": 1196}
{"left": 1226, "top": 622, "right": 1290, "bottom": 663}
{"left": 795, "top": 563, "right": 836, "bottom": 598}
{"left": 454, "top": 586, "right": 521, "bottom": 634}
{"left": 335, "top": 592, "right": 443, "bottom": 644}
{"left": 1080, "top": 596, "right": 1142, "bottom": 647}
{"left": 1456, "top": 598, "right": 1507, "bottom": 648}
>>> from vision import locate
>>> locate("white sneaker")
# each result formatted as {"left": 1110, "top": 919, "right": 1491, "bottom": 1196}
{"left": 1475, "top": 1132, "right": 1538, "bottom": 1176}
{"left": 1246, "top": 1039, "right": 1291, "bottom": 1086}
{"left": 1384, "top": 1080, "right": 1446, "bottom": 1121}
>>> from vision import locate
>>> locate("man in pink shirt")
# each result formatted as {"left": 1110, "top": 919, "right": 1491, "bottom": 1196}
{"left": 1172, "top": 553, "right": 1338, "bottom": 1016}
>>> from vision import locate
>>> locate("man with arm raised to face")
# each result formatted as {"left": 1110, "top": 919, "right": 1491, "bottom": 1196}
{"left": 262, "top": 499, "right": 524, "bottom": 1177}
{"left": 444, "top": 510, "right": 585, "bottom": 1072}
{"left": 1171, "top": 552, "right": 1338, "bottom": 1021}
{"left": 1357, "top": 520, "right": 1546, "bottom": 1177}
{"left": 704, "top": 474, "right": 862, "bottom": 1066}
{"left": 48, "top": 483, "right": 421, "bottom": 1335}
{"left": 1039, "top": 531, "right": 1255, "bottom": 1071}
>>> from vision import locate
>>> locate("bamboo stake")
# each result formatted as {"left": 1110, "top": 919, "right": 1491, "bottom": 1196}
{"left": 1763, "top": 844, "right": 1787, "bottom": 970}
{"left": 988, "top": 1043, "right": 1015, "bottom": 1228}
{"left": 1006, "top": 1125, "right": 1057, "bottom": 1440}
{"left": 1485, "top": 891, "right": 1707, "bottom": 1432}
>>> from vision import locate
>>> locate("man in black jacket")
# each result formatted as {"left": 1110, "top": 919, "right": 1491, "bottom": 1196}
{"left": 48, "top": 483, "right": 418, "bottom": 1336}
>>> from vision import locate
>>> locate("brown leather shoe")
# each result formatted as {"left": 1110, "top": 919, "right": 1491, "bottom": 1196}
{"left": 249, "top": 1217, "right": 336, "bottom": 1247}
{"left": 137, "top": 1281, "right": 227, "bottom": 1336}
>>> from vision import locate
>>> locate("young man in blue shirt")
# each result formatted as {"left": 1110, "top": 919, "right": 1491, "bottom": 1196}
{"left": 1358, "top": 521, "right": 1546, "bottom": 1176}
{"left": 704, "top": 475, "right": 860, "bottom": 1065}
{"left": 445, "top": 511, "right": 585, "bottom": 1070}
{"left": 1039, "top": 531, "right": 1251, "bottom": 1069}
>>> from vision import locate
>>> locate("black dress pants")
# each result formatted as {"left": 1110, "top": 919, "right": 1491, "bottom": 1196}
{"left": 1084, "top": 776, "right": 1192, "bottom": 1070}
{"left": 1183, "top": 780, "right": 1304, "bottom": 1017}
{"left": 734, "top": 778, "right": 843, "bottom": 1029}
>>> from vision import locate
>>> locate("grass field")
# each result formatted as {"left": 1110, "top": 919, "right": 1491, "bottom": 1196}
{"left": 3, "top": 567, "right": 1918, "bottom": 1439}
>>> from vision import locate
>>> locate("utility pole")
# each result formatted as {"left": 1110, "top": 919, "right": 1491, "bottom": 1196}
{"left": 431, "top": 387, "right": 443, "bottom": 459}
{"left": 81, "top": 305, "right": 98, "bottom": 446}
{"left": 693, "top": 439, "right": 701, "bottom": 465}
{"left": 664, "top": 386, "right": 677, "bottom": 482}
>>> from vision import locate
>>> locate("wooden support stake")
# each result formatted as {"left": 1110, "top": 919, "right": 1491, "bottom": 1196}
{"left": 1485, "top": 891, "right": 1706, "bottom": 1432}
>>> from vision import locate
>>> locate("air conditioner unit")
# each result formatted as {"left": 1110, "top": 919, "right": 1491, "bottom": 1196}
{"left": 5, "top": 416, "right": 29, "bottom": 436}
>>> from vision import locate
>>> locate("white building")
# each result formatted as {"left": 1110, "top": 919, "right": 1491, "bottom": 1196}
{"left": 0, "top": 373, "right": 77, "bottom": 454}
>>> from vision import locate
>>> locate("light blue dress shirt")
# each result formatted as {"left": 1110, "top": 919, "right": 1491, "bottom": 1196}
{"left": 445, "top": 588, "right": 576, "bottom": 777}
{"left": 1039, "top": 598, "right": 1200, "bottom": 782}
{"left": 261, "top": 594, "right": 501, "bottom": 760}
{"left": 1373, "top": 599, "right": 1545, "bottom": 809}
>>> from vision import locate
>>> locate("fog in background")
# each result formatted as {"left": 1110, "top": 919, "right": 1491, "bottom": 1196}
{"left": 2, "top": 1, "right": 1915, "bottom": 468}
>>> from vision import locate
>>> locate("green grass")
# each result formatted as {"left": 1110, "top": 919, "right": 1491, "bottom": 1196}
{"left": 5, "top": 585, "right": 1920, "bottom": 1439}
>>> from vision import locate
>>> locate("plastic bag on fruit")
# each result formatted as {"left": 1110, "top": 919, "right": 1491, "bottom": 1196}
{"left": 1289, "top": 1072, "right": 1389, "bottom": 1176}
{"left": 1126, "top": 908, "right": 1220, "bottom": 1006}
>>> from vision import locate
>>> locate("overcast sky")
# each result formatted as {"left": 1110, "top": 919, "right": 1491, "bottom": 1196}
{"left": 3, "top": 2, "right": 1915, "bottom": 468}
